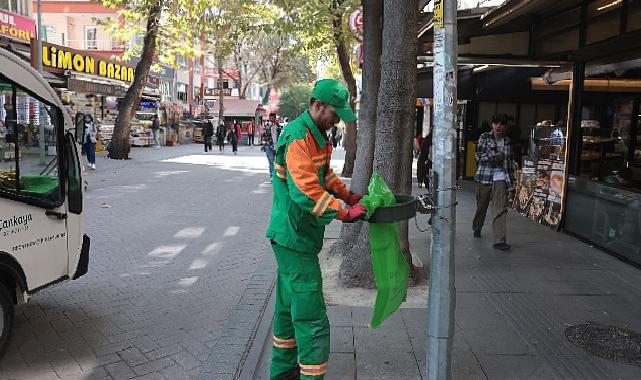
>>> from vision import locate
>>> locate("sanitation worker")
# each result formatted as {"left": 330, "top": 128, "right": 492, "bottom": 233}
{"left": 266, "top": 79, "right": 366, "bottom": 379}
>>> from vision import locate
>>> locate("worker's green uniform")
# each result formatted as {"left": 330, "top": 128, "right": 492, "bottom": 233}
{"left": 266, "top": 110, "right": 350, "bottom": 379}
{"left": 266, "top": 79, "right": 356, "bottom": 379}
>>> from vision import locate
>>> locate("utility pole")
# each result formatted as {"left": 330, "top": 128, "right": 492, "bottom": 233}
{"left": 426, "top": 0, "right": 457, "bottom": 379}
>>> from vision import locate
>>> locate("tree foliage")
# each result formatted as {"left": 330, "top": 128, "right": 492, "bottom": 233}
{"left": 279, "top": 84, "right": 313, "bottom": 120}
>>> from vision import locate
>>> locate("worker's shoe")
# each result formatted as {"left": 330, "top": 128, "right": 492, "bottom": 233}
{"left": 473, "top": 230, "right": 481, "bottom": 238}
{"left": 272, "top": 366, "right": 300, "bottom": 380}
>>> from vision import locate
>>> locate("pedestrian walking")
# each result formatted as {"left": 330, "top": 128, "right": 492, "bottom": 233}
{"left": 216, "top": 121, "right": 226, "bottom": 152}
{"left": 268, "top": 113, "right": 282, "bottom": 145}
{"left": 262, "top": 122, "right": 275, "bottom": 181}
{"left": 267, "top": 79, "right": 366, "bottom": 380}
{"left": 151, "top": 114, "right": 161, "bottom": 148}
{"left": 203, "top": 118, "right": 214, "bottom": 153}
{"left": 330, "top": 126, "right": 338, "bottom": 148}
{"left": 473, "top": 114, "right": 516, "bottom": 251}
{"left": 247, "top": 120, "right": 255, "bottom": 147}
{"left": 416, "top": 132, "right": 433, "bottom": 189}
{"left": 230, "top": 120, "right": 240, "bottom": 155}
{"left": 82, "top": 114, "right": 98, "bottom": 170}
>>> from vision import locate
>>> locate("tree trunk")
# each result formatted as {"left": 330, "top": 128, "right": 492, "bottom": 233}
{"left": 331, "top": 0, "right": 358, "bottom": 178}
{"left": 217, "top": 55, "right": 225, "bottom": 122}
{"left": 110, "top": 0, "right": 161, "bottom": 160}
{"left": 334, "top": 0, "right": 382, "bottom": 288}
{"left": 372, "top": 0, "right": 425, "bottom": 284}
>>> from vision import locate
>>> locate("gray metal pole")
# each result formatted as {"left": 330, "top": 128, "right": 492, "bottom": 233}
{"left": 426, "top": 0, "right": 458, "bottom": 379}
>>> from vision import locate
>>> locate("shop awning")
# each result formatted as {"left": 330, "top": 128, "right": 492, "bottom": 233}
{"left": 210, "top": 99, "right": 261, "bottom": 118}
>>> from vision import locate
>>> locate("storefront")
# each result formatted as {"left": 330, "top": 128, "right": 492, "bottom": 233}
{"left": 418, "top": 0, "right": 641, "bottom": 266}
{"left": 564, "top": 63, "right": 641, "bottom": 265}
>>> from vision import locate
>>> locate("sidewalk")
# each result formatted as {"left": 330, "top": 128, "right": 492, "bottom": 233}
{"left": 246, "top": 183, "right": 641, "bottom": 379}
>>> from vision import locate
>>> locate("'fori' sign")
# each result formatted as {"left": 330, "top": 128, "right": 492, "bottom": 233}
{"left": 32, "top": 42, "right": 135, "bottom": 83}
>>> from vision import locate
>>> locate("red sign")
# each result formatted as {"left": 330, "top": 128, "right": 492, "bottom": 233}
{"left": 349, "top": 10, "right": 363, "bottom": 34}
{"left": 203, "top": 67, "right": 240, "bottom": 80}
{"left": 0, "top": 10, "right": 36, "bottom": 42}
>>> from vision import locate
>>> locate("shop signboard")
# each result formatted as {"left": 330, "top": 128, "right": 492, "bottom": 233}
{"left": 0, "top": 10, "right": 35, "bottom": 42}
{"left": 32, "top": 41, "right": 136, "bottom": 83}
{"left": 67, "top": 78, "right": 125, "bottom": 97}
{"left": 512, "top": 157, "right": 565, "bottom": 229}
{"left": 147, "top": 76, "right": 159, "bottom": 89}
{"left": 204, "top": 88, "right": 232, "bottom": 97}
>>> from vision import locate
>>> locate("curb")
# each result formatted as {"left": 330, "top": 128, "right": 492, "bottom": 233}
{"left": 198, "top": 252, "right": 277, "bottom": 379}
{"left": 239, "top": 284, "right": 275, "bottom": 380}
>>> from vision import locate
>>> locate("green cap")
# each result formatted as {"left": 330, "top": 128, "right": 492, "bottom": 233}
{"left": 311, "top": 79, "right": 357, "bottom": 122}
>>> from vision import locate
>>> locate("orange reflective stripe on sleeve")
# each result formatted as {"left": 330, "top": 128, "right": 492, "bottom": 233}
{"left": 311, "top": 192, "right": 332, "bottom": 216}
{"left": 287, "top": 139, "right": 335, "bottom": 205}
{"left": 325, "top": 168, "right": 350, "bottom": 200}
{"left": 326, "top": 172, "right": 339, "bottom": 187}
{"left": 274, "top": 163, "right": 287, "bottom": 180}
{"left": 273, "top": 335, "right": 296, "bottom": 349}
{"left": 311, "top": 154, "right": 329, "bottom": 169}
{"left": 300, "top": 363, "right": 328, "bottom": 376}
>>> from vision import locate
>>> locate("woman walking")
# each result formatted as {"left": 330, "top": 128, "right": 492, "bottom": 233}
{"left": 83, "top": 114, "right": 98, "bottom": 170}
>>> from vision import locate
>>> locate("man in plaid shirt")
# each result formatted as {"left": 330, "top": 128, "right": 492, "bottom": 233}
{"left": 473, "top": 114, "right": 516, "bottom": 251}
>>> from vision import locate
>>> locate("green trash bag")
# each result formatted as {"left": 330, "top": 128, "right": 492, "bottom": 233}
{"left": 361, "top": 173, "right": 410, "bottom": 329}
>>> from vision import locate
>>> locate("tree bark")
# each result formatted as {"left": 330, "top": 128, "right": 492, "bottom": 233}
{"left": 334, "top": 0, "right": 382, "bottom": 288}
{"left": 331, "top": 0, "right": 358, "bottom": 178}
{"left": 217, "top": 55, "right": 225, "bottom": 122}
{"left": 110, "top": 0, "right": 162, "bottom": 160}
{"left": 372, "top": 0, "right": 425, "bottom": 284}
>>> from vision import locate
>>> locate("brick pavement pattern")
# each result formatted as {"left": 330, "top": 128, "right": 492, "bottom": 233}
{"left": 0, "top": 145, "right": 278, "bottom": 379}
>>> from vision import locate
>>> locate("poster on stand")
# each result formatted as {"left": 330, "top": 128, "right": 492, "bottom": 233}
{"left": 512, "top": 157, "right": 565, "bottom": 229}
{"left": 541, "top": 161, "right": 565, "bottom": 229}
{"left": 528, "top": 159, "right": 551, "bottom": 222}
{"left": 514, "top": 159, "right": 536, "bottom": 215}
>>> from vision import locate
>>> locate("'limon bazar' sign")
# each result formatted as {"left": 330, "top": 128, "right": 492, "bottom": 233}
{"left": 32, "top": 42, "right": 135, "bottom": 83}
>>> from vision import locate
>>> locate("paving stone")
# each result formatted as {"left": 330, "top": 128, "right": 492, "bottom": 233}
{"left": 171, "top": 351, "right": 201, "bottom": 371}
{"left": 330, "top": 326, "right": 354, "bottom": 353}
{"left": 131, "top": 357, "right": 176, "bottom": 376}
{"left": 353, "top": 327, "right": 413, "bottom": 354}
{"left": 356, "top": 352, "right": 421, "bottom": 380}
{"left": 105, "top": 360, "right": 136, "bottom": 379}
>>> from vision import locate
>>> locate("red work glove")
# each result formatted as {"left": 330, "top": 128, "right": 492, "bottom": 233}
{"left": 339, "top": 204, "right": 367, "bottom": 223}
{"left": 346, "top": 192, "right": 364, "bottom": 206}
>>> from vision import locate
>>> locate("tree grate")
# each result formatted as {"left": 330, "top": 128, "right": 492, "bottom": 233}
{"left": 564, "top": 322, "right": 641, "bottom": 366}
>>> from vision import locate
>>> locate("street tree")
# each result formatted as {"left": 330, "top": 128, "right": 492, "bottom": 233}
{"left": 101, "top": 0, "right": 164, "bottom": 159}
{"left": 270, "top": 0, "right": 360, "bottom": 177}
{"left": 332, "top": 0, "right": 382, "bottom": 288}
{"left": 336, "top": 0, "right": 426, "bottom": 287}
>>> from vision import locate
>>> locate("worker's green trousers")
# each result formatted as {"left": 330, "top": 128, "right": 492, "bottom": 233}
{"left": 270, "top": 244, "right": 330, "bottom": 379}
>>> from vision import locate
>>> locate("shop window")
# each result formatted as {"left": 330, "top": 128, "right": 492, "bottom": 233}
{"left": 0, "top": 78, "right": 62, "bottom": 208}
{"left": 565, "top": 60, "right": 641, "bottom": 265}
{"left": 84, "top": 26, "right": 98, "bottom": 50}
{"left": 176, "top": 83, "right": 187, "bottom": 102}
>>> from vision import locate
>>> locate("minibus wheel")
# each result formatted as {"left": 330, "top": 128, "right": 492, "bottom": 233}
{"left": 0, "top": 284, "right": 14, "bottom": 359}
